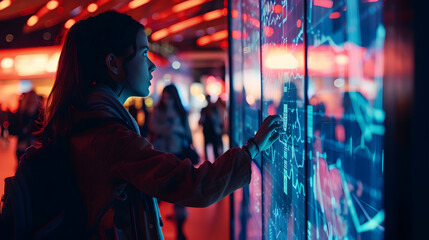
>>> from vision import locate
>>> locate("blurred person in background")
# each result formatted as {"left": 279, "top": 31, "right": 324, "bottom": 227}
{"left": 12, "top": 11, "right": 282, "bottom": 239}
{"left": 8, "top": 90, "right": 43, "bottom": 161}
{"left": 149, "top": 84, "right": 194, "bottom": 240}
{"left": 0, "top": 103, "right": 7, "bottom": 141}
{"left": 215, "top": 97, "right": 228, "bottom": 136}
{"left": 199, "top": 94, "right": 224, "bottom": 161}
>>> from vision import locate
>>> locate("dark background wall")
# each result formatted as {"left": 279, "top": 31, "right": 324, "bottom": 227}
{"left": 384, "top": 0, "right": 429, "bottom": 239}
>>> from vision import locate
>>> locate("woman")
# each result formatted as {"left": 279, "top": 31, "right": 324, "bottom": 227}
{"left": 149, "top": 84, "right": 195, "bottom": 240}
{"left": 149, "top": 85, "right": 194, "bottom": 161}
{"left": 9, "top": 90, "right": 42, "bottom": 161}
{"left": 41, "top": 11, "right": 282, "bottom": 239}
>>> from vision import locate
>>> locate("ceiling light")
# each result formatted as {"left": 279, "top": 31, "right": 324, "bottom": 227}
{"left": 46, "top": 1, "right": 59, "bottom": 10}
{"left": 87, "top": 3, "right": 98, "bottom": 13}
{"left": 129, "top": 0, "right": 150, "bottom": 9}
{"left": 1, "top": 58, "right": 14, "bottom": 69}
{"left": 65, "top": 19, "right": 76, "bottom": 29}
{"left": 172, "top": 0, "right": 205, "bottom": 13}
{"left": 27, "top": 16, "right": 39, "bottom": 27}
{"left": 0, "top": 0, "right": 11, "bottom": 11}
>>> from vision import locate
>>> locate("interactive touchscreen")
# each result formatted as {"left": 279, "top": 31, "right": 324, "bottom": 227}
{"left": 230, "top": 0, "right": 385, "bottom": 239}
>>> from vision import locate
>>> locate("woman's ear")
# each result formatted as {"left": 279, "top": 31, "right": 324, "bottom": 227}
{"left": 105, "top": 53, "right": 123, "bottom": 79}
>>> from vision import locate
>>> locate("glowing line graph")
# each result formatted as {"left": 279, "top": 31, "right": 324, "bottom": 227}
{"left": 276, "top": 105, "right": 305, "bottom": 169}
{"left": 284, "top": 166, "right": 306, "bottom": 197}
{"left": 334, "top": 156, "right": 385, "bottom": 233}
{"left": 312, "top": 152, "right": 384, "bottom": 236}
{"left": 351, "top": 194, "right": 385, "bottom": 231}
{"left": 348, "top": 92, "right": 385, "bottom": 142}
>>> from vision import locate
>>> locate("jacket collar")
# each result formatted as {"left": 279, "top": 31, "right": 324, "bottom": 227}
{"left": 72, "top": 84, "right": 140, "bottom": 135}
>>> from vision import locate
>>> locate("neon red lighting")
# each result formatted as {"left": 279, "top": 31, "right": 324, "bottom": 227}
{"left": 152, "top": 9, "right": 224, "bottom": 41}
{"left": 329, "top": 12, "right": 341, "bottom": 19}
{"left": 248, "top": 16, "right": 260, "bottom": 28}
{"left": 297, "top": 19, "right": 302, "bottom": 28}
{"left": 231, "top": 9, "right": 239, "bottom": 18}
{"left": 314, "top": 0, "right": 333, "bottom": 8}
{"left": 0, "top": 0, "right": 11, "bottom": 11}
{"left": 203, "top": 9, "right": 224, "bottom": 21}
{"left": 197, "top": 36, "right": 211, "bottom": 46}
{"left": 220, "top": 40, "right": 228, "bottom": 49}
{"left": 232, "top": 30, "right": 241, "bottom": 39}
{"left": 172, "top": 0, "right": 207, "bottom": 13}
{"left": 197, "top": 30, "right": 229, "bottom": 46}
{"left": 273, "top": 4, "right": 282, "bottom": 14}
{"left": 211, "top": 30, "right": 228, "bottom": 41}
{"left": 264, "top": 26, "right": 274, "bottom": 37}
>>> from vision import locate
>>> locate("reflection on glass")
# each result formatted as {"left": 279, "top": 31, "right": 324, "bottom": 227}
{"left": 306, "top": 0, "right": 385, "bottom": 239}
{"left": 234, "top": 164, "right": 263, "bottom": 240}
{"left": 230, "top": 0, "right": 385, "bottom": 239}
{"left": 262, "top": 1, "right": 306, "bottom": 240}
{"left": 231, "top": 0, "right": 263, "bottom": 239}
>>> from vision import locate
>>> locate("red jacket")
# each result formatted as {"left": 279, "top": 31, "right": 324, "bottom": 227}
{"left": 69, "top": 86, "right": 252, "bottom": 239}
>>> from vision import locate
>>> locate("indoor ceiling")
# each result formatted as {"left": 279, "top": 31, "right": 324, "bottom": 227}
{"left": 0, "top": 0, "right": 228, "bottom": 57}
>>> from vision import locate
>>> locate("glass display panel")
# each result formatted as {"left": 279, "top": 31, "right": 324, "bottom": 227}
{"left": 306, "top": 0, "right": 385, "bottom": 239}
{"left": 229, "top": 0, "right": 385, "bottom": 239}
{"left": 234, "top": 164, "right": 263, "bottom": 240}
{"left": 261, "top": 0, "right": 306, "bottom": 240}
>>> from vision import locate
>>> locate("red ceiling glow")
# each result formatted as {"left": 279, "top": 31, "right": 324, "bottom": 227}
{"left": 0, "top": 0, "right": 11, "bottom": 11}
{"left": 172, "top": 0, "right": 207, "bottom": 13}
{"left": 170, "top": 17, "right": 203, "bottom": 32}
{"left": 64, "top": 19, "right": 76, "bottom": 29}
{"left": 152, "top": 8, "right": 225, "bottom": 41}
{"left": 46, "top": 1, "right": 59, "bottom": 10}
{"left": 87, "top": 3, "right": 98, "bottom": 13}
{"left": 203, "top": 9, "right": 224, "bottom": 21}
{"left": 129, "top": 0, "right": 150, "bottom": 9}
{"left": 27, "top": 16, "right": 39, "bottom": 27}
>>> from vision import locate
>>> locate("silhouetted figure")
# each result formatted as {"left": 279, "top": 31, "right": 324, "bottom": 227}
{"left": 5, "top": 11, "right": 282, "bottom": 239}
{"left": 8, "top": 90, "right": 42, "bottom": 161}
{"left": 199, "top": 95, "right": 223, "bottom": 161}
{"left": 140, "top": 99, "right": 150, "bottom": 137}
{"left": 0, "top": 104, "right": 7, "bottom": 140}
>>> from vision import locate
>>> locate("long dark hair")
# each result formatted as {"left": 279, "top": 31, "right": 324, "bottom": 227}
{"left": 158, "top": 84, "right": 189, "bottom": 130}
{"left": 42, "top": 11, "right": 144, "bottom": 142}
{"left": 159, "top": 84, "right": 187, "bottom": 117}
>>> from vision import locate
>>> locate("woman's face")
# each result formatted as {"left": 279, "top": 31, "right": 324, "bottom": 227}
{"left": 124, "top": 30, "right": 156, "bottom": 97}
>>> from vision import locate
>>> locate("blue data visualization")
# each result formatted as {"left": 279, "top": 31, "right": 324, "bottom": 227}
{"left": 229, "top": 0, "right": 385, "bottom": 239}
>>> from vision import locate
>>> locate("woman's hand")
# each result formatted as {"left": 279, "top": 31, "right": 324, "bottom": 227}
{"left": 254, "top": 115, "right": 283, "bottom": 151}
{"left": 245, "top": 115, "right": 283, "bottom": 159}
